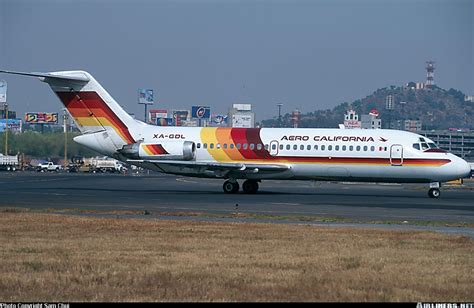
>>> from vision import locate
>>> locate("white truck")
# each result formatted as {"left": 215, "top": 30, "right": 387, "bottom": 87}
{"left": 37, "top": 162, "right": 62, "bottom": 172}
{"left": 0, "top": 154, "right": 20, "bottom": 171}
{"left": 90, "top": 157, "right": 126, "bottom": 173}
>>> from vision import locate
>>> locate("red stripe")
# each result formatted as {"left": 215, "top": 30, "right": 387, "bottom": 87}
{"left": 56, "top": 91, "right": 135, "bottom": 144}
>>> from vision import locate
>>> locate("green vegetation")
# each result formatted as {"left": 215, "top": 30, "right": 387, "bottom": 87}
{"left": 261, "top": 85, "right": 474, "bottom": 129}
{"left": 0, "top": 131, "right": 99, "bottom": 160}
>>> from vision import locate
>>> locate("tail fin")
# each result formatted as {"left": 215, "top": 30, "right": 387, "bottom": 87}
{"left": 0, "top": 70, "right": 138, "bottom": 152}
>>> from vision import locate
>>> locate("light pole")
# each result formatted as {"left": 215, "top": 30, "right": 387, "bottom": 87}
{"left": 277, "top": 103, "right": 283, "bottom": 128}
{"left": 63, "top": 109, "right": 68, "bottom": 168}
{"left": 3, "top": 102, "right": 8, "bottom": 155}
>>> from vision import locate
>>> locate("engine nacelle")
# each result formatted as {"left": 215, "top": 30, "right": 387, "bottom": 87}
{"left": 120, "top": 141, "right": 196, "bottom": 161}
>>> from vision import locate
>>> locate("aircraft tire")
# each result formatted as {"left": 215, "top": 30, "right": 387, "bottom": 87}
{"left": 242, "top": 180, "right": 259, "bottom": 194}
{"left": 223, "top": 181, "right": 239, "bottom": 194}
{"left": 428, "top": 188, "right": 440, "bottom": 198}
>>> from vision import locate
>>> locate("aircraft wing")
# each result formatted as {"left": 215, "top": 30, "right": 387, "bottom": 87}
{"left": 127, "top": 159, "right": 290, "bottom": 173}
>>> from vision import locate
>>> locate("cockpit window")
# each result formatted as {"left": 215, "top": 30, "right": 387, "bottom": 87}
{"left": 428, "top": 143, "right": 438, "bottom": 149}
{"left": 420, "top": 143, "right": 429, "bottom": 150}
{"left": 413, "top": 143, "right": 420, "bottom": 150}
{"left": 419, "top": 137, "right": 426, "bottom": 142}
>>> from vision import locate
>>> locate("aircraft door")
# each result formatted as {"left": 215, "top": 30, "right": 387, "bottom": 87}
{"left": 269, "top": 140, "right": 279, "bottom": 156}
{"left": 390, "top": 144, "right": 403, "bottom": 166}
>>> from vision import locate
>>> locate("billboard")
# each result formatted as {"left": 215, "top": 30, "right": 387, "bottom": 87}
{"left": 210, "top": 114, "right": 228, "bottom": 126}
{"left": 138, "top": 89, "right": 154, "bottom": 105}
{"left": 0, "top": 80, "right": 6, "bottom": 103}
{"left": 149, "top": 109, "right": 168, "bottom": 124}
{"left": 191, "top": 106, "right": 211, "bottom": 119}
{"left": 232, "top": 114, "right": 253, "bottom": 128}
{"left": 0, "top": 119, "right": 22, "bottom": 133}
{"left": 156, "top": 118, "right": 173, "bottom": 126}
{"left": 172, "top": 110, "right": 189, "bottom": 126}
{"left": 0, "top": 110, "right": 16, "bottom": 119}
{"left": 24, "top": 112, "right": 59, "bottom": 124}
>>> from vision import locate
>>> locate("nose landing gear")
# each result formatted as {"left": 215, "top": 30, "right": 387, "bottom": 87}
{"left": 428, "top": 182, "right": 441, "bottom": 198}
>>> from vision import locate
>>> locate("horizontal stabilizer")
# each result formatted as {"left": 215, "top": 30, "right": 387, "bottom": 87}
{"left": 0, "top": 69, "right": 90, "bottom": 82}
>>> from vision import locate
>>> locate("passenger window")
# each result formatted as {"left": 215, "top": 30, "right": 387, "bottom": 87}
{"left": 204, "top": 143, "right": 208, "bottom": 149}
{"left": 314, "top": 145, "right": 318, "bottom": 150}
{"left": 223, "top": 144, "right": 228, "bottom": 149}
{"left": 279, "top": 144, "right": 283, "bottom": 150}
{"left": 413, "top": 143, "right": 420, "bottom": 150}
{"left": 370, "top": 146, "right": 375, "bottom": 151}
{"left": 384, "top": 147, "right": 388, "bottom": 151}
{"left": 230, "top": 144, "right": 235, "bottom": 149}
{"left": 307, "top": 145, "right": 311, "bottom": 150}
{"left": 300, "top": 145, "right": 304, "bottom": 150}
{"left": 342, "top": 145, "right": 346, "bottom": 151}
{"left": 210, "top": 143, "right": 214, "bottom": 149}
{"left": 328, "top": 145, "right": 332, "bottom": 151}
{"left": 216, "top": 143, "right": 221, "bottom": 149}
{"left": 236, "top": 143, "right": 241, "bottom": 149}
{"left": 321, "top": 145, "right": 326, "bottom": 151}
{"left": 250, "top": 144, "right": 255, "bottom": 150}
{"left": 286, "top": 144, "right": 290, "bottom": 150}
{"left": 335, "top": 145, "right": 339, "bottom": 151}
{"left": 272, "top": 144, "right": 276, "bottom": 150}
{"left": 257, "top": 144, "right": 262, "bottom": 150}
{"left": 349, "top": 146, "right": 353, "bottom": 151}
{"left": 264, "top": 144, "right": 269, "bottom": 150}
{"left": 356, "top": 146, "right": 361, "bottom": 151}
{"left": 363, "top": 146, "right": 368, "bottom": 151}
{"left": 293, "top": 145, "right": 297, "bottom": 150}
{"left": 243, "top": 143, "right": 248, "bottom": 150}
{"left": 197, "top": 143, "right": 201, "bottom": 149}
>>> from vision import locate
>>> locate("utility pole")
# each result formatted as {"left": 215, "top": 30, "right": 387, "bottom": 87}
{"left": 3, "top": 103, "right": 8, "bottom": 155}
{"left": 63, "top": 109, "right": 68, "bottom": 168}
{"left": 277, "top": 103, "right": 283, "bottom": 127}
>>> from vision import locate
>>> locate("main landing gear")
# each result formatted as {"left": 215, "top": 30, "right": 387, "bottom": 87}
{"left": 223, "top": 180, "right": 259, "bottom": 194}
{"left": 428, "top": 182, "right": 441, "bottom": 199}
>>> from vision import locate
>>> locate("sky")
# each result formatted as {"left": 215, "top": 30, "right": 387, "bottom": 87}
{"left": 0, "top": 0, "right": 472, "bottom": 123}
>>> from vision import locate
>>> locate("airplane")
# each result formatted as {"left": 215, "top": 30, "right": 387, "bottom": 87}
{"left": 0, "top": 69, "right": 471, "bottom": 198}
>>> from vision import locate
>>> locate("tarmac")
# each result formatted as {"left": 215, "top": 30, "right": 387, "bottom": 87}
{"left": 1, "top": 171, "right": 473, "bottom": 227}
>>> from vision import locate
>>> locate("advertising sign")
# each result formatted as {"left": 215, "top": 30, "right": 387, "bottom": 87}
{"left": 138, "top": 89, "right": 154, "bottom": 105}
{"left": 0, "top": 110, "right": 16, "bottom": 119}
{"left": 210, "top": 114, "right": 228, "bottom": 126}
{"left": 172, "top": 110, "right": 189, "bottom": 126}
{"left": 232, "top": 114, "right": 253, "bottom": 128}
{"left": 24, "top": 113, "right": 59, "bottom": 124}
{"left": 191, "top": 106, "right": 211, "bottom": 119}
{"left": 156, "top": 118, "right": 173, "bottom": 126}
{"left": 0, "top": 119, "right": 22, "bottom": 133}
{"left": 0, "top": 80, "right": 6, "bottom": 103}
{"left": 149, "top": 109, "right": 168, "bottom": 124}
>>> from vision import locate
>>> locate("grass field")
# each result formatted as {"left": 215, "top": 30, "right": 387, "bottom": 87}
{"left": 0, "top": 211, "right": 473, "bottom": 302}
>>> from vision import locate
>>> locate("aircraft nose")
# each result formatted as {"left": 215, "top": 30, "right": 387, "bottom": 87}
{"left": 456, "top": 159, "right": 472, "bottom": 179}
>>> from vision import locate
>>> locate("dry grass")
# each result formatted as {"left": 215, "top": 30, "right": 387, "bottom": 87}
{"left": 0, "top": 213, "right": 472, "bottom": 302}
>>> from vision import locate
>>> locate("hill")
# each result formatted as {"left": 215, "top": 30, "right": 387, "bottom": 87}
{"left": 260, "top": 85, "right": 474, "bottom": 130}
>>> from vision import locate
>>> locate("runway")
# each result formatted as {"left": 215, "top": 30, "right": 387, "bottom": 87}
{"left": 1, "top": 172, "right": 473, "bottom": 226}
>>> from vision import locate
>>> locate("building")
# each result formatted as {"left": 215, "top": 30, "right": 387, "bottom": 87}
{"left": 421, "top": 130, "right": 474, "bottom": 160}
{"left": 361, "top": 109, "right": 381, "bottom": 129}
{"left": 228, "top": 104, "right": 255, "bottom": 128}
{"left": 404, "top": 120, "right": 423, "bottom": 132}
{"left": 343, "top": 109, "right": 361, "bottom": 129}
{"left": 465, "top": 96, "right": 474, "bottom": 103}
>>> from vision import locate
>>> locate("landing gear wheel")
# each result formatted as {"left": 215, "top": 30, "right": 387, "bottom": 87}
{"left": 223, "top": 181, "right": 239, "bottom": 194}
{"left": 428, "top": 188, "right": 440, "bottom": 198}
{"left": 242, "top": 180, "right": 259, "bottom": 194}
